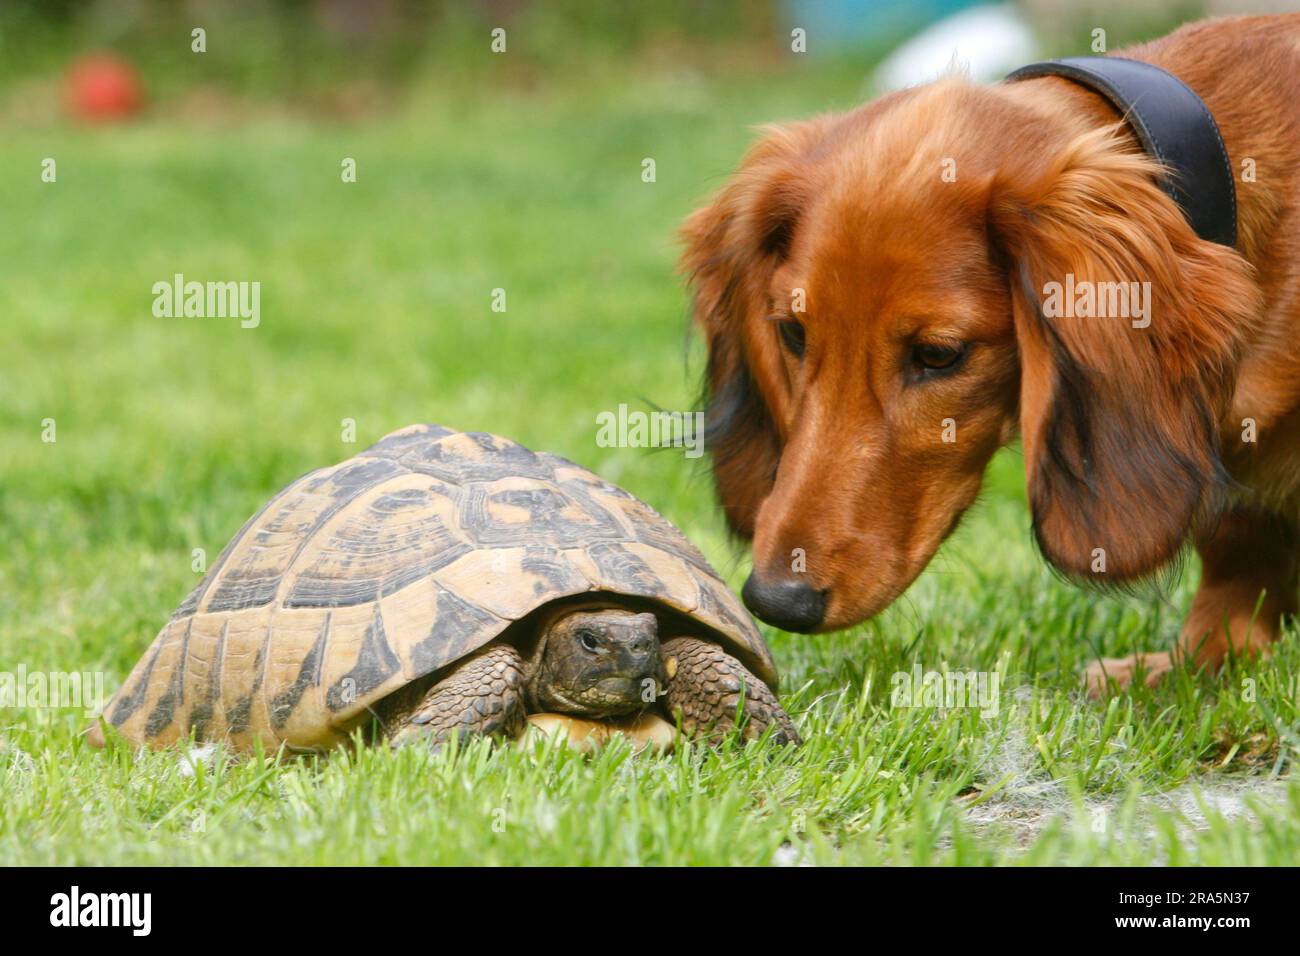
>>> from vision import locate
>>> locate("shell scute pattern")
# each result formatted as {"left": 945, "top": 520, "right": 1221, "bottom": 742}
{"left": 284, "top": 475, "right": 471, "bottom": 609}
{"left": 322, "top": 605, "right": 404, "bottom": 712}
{"left": 203, "top": 456, "right": 406, "bottom": 614}
{"left": 458, "top": 480, "right": 627, "bottom": 550}
{"left": 404, "top": 588, "right": 503, "bottom": 679}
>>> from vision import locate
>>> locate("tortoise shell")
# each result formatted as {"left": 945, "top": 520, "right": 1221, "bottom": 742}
{"left": 103, "top": 424, "right": 776, "bottom": 751}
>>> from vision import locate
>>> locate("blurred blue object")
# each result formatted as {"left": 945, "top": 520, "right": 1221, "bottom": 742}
{"left": 873, "top": 4, "right": 1040, "bottom": 90}
{"left": 781, "top": 0, "right": 987, "bottom": 52}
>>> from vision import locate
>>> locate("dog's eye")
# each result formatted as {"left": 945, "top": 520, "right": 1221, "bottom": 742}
{"left": 778, "top": 320, "right": 806, "bottom": 358}
{"left": 911, "top": 342, "right": 965, "bottom": 374}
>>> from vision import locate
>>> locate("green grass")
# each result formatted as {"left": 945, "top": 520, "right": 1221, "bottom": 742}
{"left": 2, "top": 54, "right": 1299, "bottom": 866}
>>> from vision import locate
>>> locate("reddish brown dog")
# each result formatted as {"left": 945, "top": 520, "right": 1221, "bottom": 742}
{"left": 681, "top": 16, "right": 1300, "bottom": 693}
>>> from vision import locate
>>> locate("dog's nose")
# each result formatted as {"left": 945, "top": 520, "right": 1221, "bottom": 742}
{"left": 742, "top": 573, "right": 826, "bottom": 632}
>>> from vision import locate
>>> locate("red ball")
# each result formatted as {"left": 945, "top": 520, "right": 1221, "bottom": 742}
{"left": 65, "top": 54, "right": 144, "bottom": 122}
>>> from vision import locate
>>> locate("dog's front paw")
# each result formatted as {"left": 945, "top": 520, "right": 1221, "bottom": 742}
{"left": 1083, "top": 652, "right": 1174, "bottom": 698}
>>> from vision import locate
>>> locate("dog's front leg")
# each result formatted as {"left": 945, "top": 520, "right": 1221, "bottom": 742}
{"left": 1085, "top": 508, "right": 1298, "bottom": 695}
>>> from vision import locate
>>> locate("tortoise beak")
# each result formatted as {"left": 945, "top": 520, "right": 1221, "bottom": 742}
{"left": 612, "top": 613, "right": 660, "bottom": 680}
{"left": 613, "top": 639, "right": 658, "bottom": 679}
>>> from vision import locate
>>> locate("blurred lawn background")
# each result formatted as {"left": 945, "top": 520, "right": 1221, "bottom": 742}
{"left": 2, "top": 0, "right": 1298, "bottom": 865}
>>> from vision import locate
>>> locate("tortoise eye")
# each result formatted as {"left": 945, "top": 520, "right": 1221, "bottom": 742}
{"left": 578, "top": 631, "right": 601, "bottom": 653}
{"left": 911, "top": 342, "right": 966, "bottom": 374}
{"left": 778, "top": 319, "right": 806, "bottom": 358}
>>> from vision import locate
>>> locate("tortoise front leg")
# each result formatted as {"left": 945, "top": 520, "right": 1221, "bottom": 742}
{"left": 386, "top": 644, "right": 527, "bottom": 747}
{"left": 660, "top": 637, "right": 800, "bottom": 745}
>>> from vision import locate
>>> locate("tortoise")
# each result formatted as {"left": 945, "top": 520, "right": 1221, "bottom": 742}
{"left": 89, "top": 424, "right": 798, "bottom": 753}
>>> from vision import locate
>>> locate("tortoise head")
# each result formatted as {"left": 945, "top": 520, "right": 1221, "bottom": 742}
{"left": 529, "top": 608, "right": 661, "bottom": 718}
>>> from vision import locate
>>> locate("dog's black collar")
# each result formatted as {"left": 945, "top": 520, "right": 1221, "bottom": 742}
{"left": 1006, "top": 56, "right": 1237, "bottom": 248}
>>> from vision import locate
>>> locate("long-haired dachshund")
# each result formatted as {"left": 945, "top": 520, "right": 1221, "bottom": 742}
{"left": 681, "top": 15, "right": 1300, "bottom": 693}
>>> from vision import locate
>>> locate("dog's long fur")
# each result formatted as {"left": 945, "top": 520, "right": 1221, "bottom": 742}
{"left": 681, "top": 16, "right": 1300, "bottom": 689}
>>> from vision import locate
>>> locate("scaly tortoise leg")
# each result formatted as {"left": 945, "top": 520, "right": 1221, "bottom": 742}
{"left": 660, "top": 637, "right": 800, "bottom": 745}
{"left": 386, "top": 644, "right": 527, "bottom": 746}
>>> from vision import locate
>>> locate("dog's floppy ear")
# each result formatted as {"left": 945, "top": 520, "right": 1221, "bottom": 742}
{"left": 680, "top": 119, "right": 829, "bottom": 538}
{"left": 990, "top": 126, "right": 1262, "bottom": 581}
